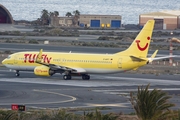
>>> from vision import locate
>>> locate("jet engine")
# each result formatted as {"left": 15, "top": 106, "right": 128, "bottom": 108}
{"left": 34, "top": 66, "right": 54, "bottom": 76}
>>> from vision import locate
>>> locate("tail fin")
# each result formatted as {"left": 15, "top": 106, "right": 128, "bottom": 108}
{"left": 116, "top": 20, "right": 155, "bottom": 58}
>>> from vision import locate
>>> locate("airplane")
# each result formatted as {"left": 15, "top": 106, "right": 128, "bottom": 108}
{"left": 1, "top": 20, "right": 176, "bottom": 80}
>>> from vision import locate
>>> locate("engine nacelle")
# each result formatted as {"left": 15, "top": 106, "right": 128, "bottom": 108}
{"left": 34, "top": 66, "right": 51, "bottom": 76}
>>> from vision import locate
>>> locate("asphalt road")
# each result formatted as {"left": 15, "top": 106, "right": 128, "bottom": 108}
{"left": 0, "top": 35, "right": 99, "bottom": 42}
{"left": 0, "top": 68, "right": 180, "bottom": 114}
{"left": 0, "top": 43, "right": 180, "bottom": 56}
{"left": 0, "top": 35, "right": 179, "bottom": 46}
{"left": 0, "top": 38, "right": 179, "bottom": 114}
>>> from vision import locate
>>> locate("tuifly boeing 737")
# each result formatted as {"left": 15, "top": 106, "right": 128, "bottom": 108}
{"left": 2, "top": 20, "right": 176, "bottom": 80}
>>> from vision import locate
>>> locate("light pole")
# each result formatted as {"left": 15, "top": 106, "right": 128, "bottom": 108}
{"left": 169, "top": 31, "right": 173, "bottom": 66}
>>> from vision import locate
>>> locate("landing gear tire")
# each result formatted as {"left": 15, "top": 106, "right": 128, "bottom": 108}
{"left": 15, "top": 73, "right": 20, "bottom": 77}
{"left": 15, "top": 70, "right": 20, "bottom": 77}
{"left": 63, "top": 75, "right": 71, "bottom": 80}
{"left": 82, "top": 75, "right": 90, "bottom": 80}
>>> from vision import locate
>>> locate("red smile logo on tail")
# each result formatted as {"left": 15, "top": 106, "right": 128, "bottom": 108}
{"left": 136, "top": 36, "right": 150, "bottom": 51}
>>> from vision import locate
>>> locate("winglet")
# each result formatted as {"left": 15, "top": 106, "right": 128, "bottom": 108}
{"left": 148, "top": 50, "right": 158, "bottom": 62}
{"left": 36, "top": 49, "right": 43, "bottom": 63}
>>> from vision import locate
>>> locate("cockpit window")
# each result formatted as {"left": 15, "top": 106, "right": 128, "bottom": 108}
{"left": 7, "top": 55, "right": 11, "bottom": 59}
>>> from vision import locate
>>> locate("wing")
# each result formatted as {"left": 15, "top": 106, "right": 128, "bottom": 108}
{"left": 35, "top": 49, "right": 86, "bottom": 73}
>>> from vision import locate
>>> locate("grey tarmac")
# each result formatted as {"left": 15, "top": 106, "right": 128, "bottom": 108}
{"left": 0, "top": 40, "right": 179, "bottom": 114}
{"left": 0, "top": 68, "right": 180, "bottom": 114}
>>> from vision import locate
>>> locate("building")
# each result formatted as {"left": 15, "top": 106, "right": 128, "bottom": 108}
{"left": 139, "top": 10, "right": 180, "bottom": 30}
{"left": 79, "top": 14, "right": 122, "bottom": 28}
{"left": 0, "top": 4, "right": 13, "bottom": 24}
{"left": 50, "top": 14, "right": 122, "bottom": 28}
{"left": 50, "top": 16, "right": 73, "bottom": 27}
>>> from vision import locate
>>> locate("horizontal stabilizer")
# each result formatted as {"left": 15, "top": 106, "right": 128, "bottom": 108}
{"left": 130, "top": 56, "right": 147, "bottom": 61}
{"left": 148, "top": 55, "right": 179, "bottom": 61}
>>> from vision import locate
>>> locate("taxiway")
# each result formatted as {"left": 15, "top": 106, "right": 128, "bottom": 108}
{"left": 0, "top": 40, "right": 180, "bottom": 114}
{"left": 0, "top": 68, "right": 180, "bottom": 114}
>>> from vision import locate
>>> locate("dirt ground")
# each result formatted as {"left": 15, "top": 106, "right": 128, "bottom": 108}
{"left": 117, "top": 115, "right": 138, "bottom": 120}
{"left": 0, "top": 54, "right": 8, "bottom": 65}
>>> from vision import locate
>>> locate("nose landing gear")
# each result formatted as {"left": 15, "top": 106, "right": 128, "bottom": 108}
{"left": 15, "top": 70, "right": 20, "bottom": 77}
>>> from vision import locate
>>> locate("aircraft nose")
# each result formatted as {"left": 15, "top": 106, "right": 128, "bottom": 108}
{"left": 2, "top": 59, "right": 6, "bottom": 65}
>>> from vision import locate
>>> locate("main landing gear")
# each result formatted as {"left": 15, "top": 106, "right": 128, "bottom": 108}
{"left": 63, "top": 74, "right": 90, "bottom": 80}
{"left": 15, "top": 70, "right": 20, "bottom": 77}
{"left": 63, "top": 75, "right": 72, "bottom": 80}
{"left": 82, "top": 74, "right": 90, "bottom": 80}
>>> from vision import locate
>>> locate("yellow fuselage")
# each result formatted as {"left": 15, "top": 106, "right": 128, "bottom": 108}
{"left": 2, "top": 51, "right": 147, "bottom": 74}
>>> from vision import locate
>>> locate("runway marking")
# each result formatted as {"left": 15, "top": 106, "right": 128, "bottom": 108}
{"left": 0, "top": 78, "right": 139, "bottom": 87}
{"left": 93, "top": 88, "right": 180, "bottom": 92}
{"left": 33, "top": 89, "right": 77, "bottom": 103}
{"left": 86, "top": 103, "right": 130, "bottom": 107}
{"left": 105, "top": 76, "right": 180, "bottom": 85}
{"left": 92, "top": 88, "right": 180, "bottom": 98}
{"left": 26, "top": 103, "right": 130, "bottom": 110}
{"left": 0, "top": 69, "right": 180, "bottom": 86}
{"left": 0, "top": 69, "right": 33, "bottom": 73}
{"left": 0, "top": 76, "right": 180, "bottom": 87}
{"left": 0, "top": 89, "right": 76, "bottom": 105}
